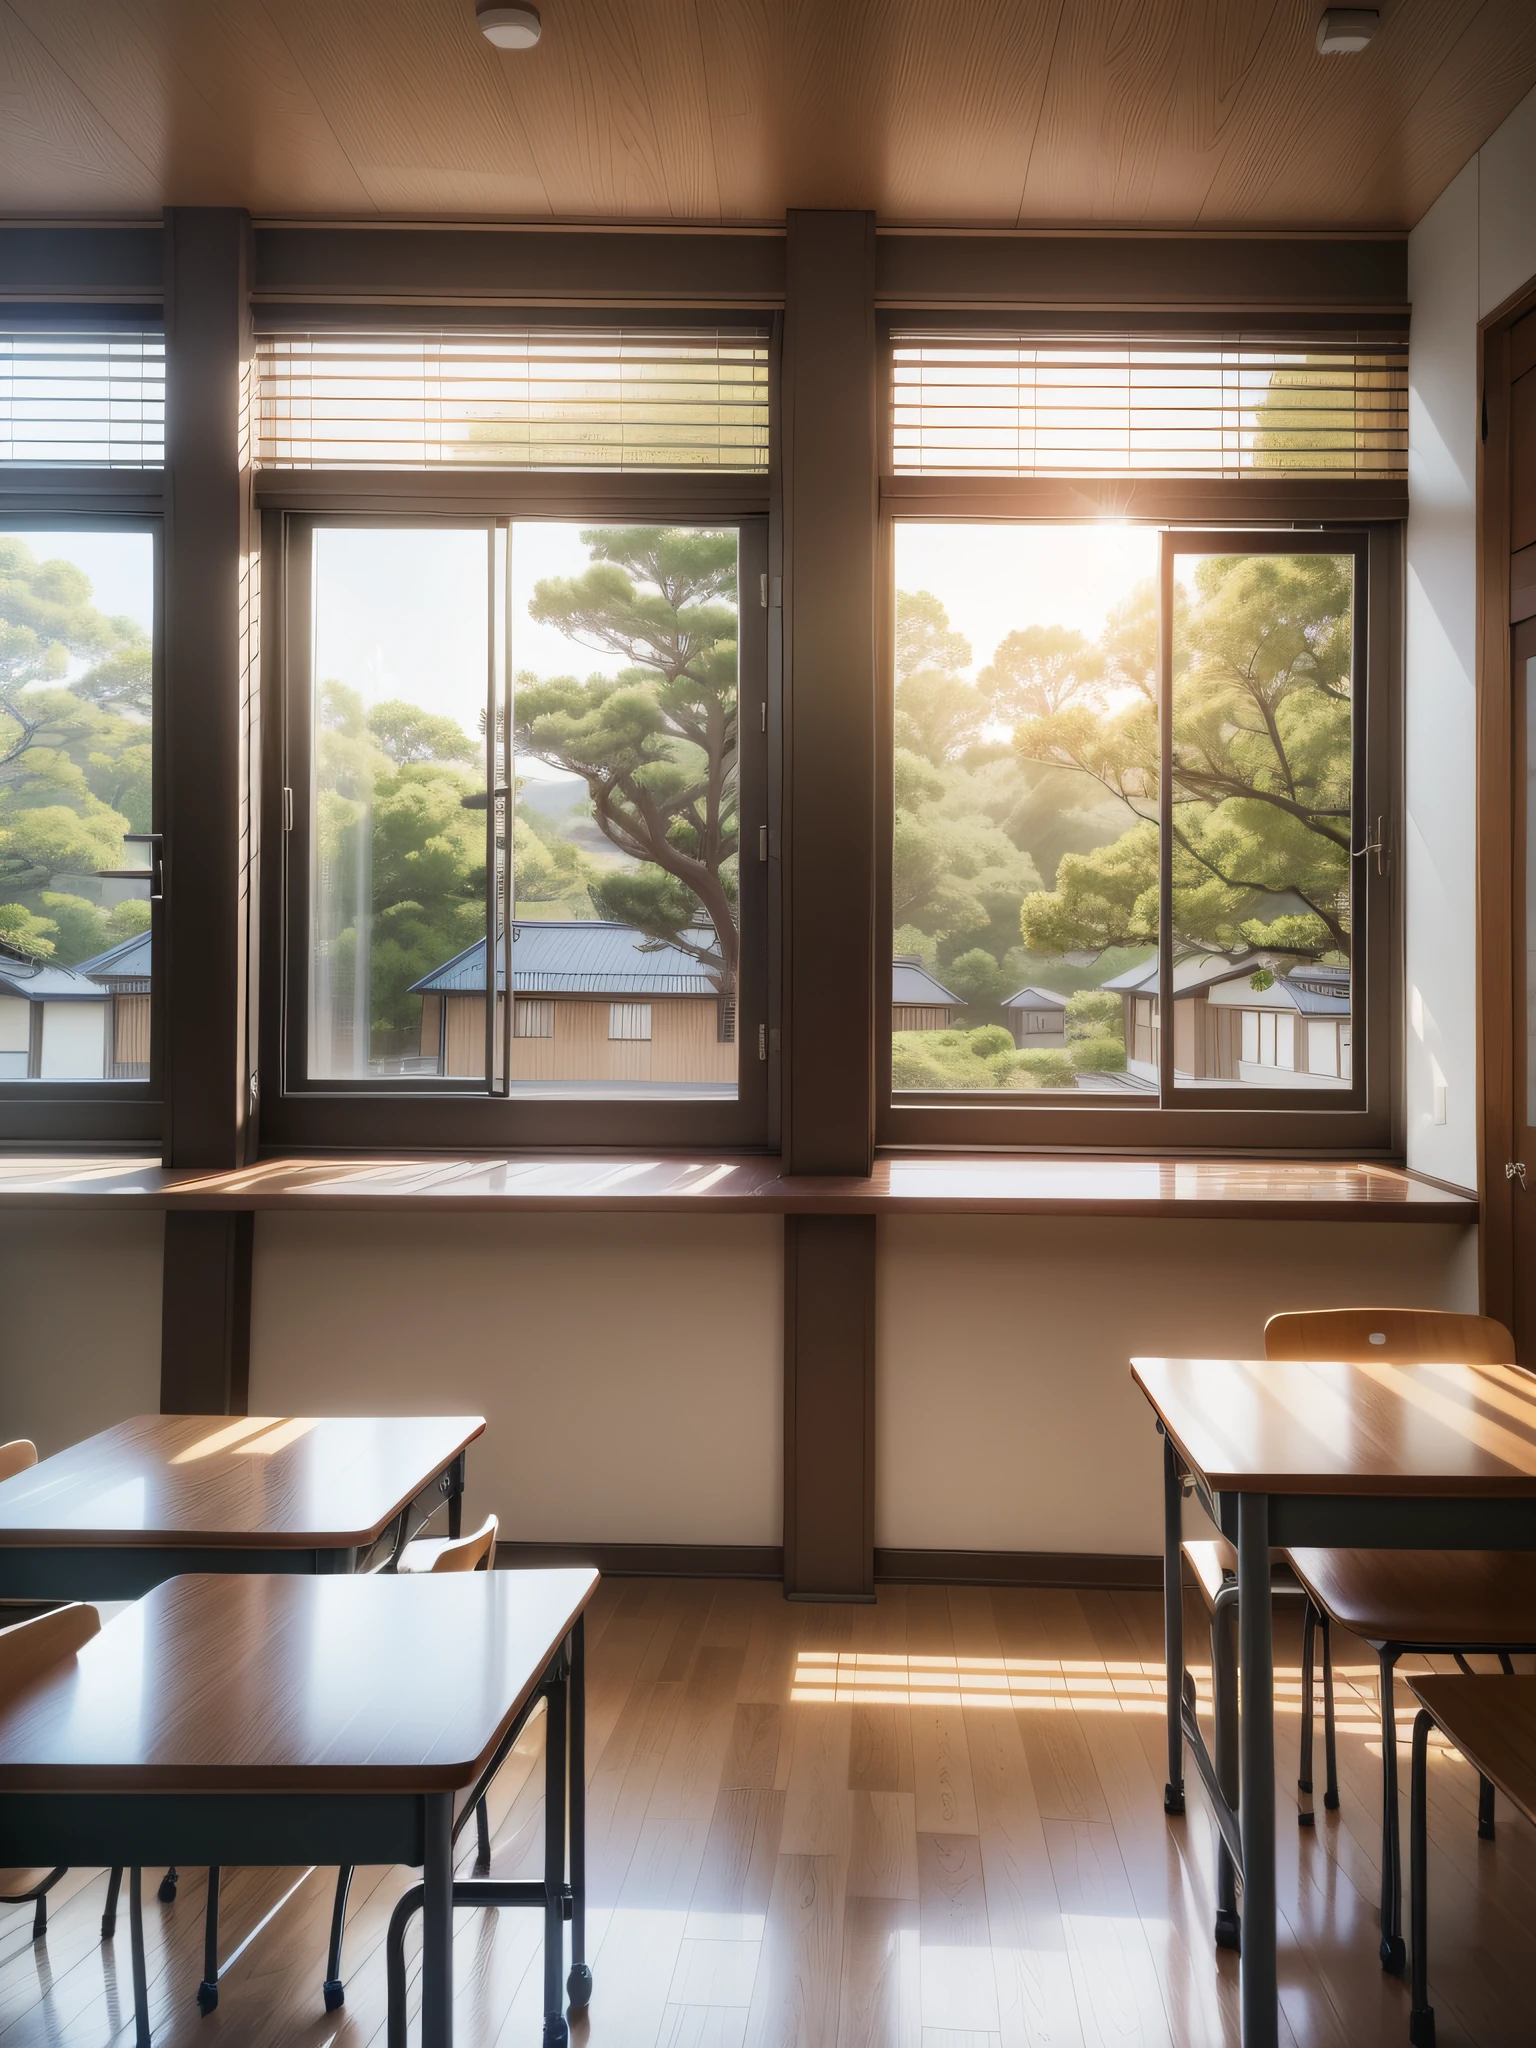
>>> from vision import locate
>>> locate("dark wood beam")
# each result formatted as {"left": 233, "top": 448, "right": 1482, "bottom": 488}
{"left": 160, "top": 1211, "right": 253, "bottom": 1417}
{"left": 783, "top": 1214, "right": 875, "bottom": 1601}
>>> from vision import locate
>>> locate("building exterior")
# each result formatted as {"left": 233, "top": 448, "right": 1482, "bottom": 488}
{"left": 75, "top": 931, "right": 152, "bottom": 1079}
{"left": 892, "top": 957, "right": 962, "bottom": 1032}
{"left": 411, "top": 921, "right": 736, "bottom": 1085}
{"left": 1000, "top": 985, "right": 1068, "bottom": 1048}
{"left": 1101, "top": 951, "right": 1351, "bottom": 1089}
{"left": 0, "top": 930, "right": 153, "bottom": 1080}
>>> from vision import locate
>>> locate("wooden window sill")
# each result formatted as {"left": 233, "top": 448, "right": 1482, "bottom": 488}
{"left": 0, "top": 1153, "right": 1477, "bottom": 1221}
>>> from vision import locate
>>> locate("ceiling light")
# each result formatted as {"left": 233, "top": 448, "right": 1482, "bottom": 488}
{"left": 1316, "top": 8, "right": 1379, "bottom": 53}
{"left": 477, "top": 1, "right": 541, "bottom": 48}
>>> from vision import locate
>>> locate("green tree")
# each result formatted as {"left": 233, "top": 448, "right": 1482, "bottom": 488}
{"left": 515, "top": 529, "right": 740, "bottom": 992}
{"left": 1016, "top": 554, "right": 1353, "bottom": 962}
{"left": 367, "top": 699, "right": 475, "bottom": 766}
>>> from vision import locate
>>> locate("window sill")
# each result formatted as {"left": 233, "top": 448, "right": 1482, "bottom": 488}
{"left": 0, "top": 1152, "right": 1477, "bottom": 1221}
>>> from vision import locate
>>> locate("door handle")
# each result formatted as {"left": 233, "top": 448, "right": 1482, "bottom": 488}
{"left": 96, "top": 832, "right": 164, "bottom": 902}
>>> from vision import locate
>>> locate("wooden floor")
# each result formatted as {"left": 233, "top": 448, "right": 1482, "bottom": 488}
{"left": 4, "top": 1578, "right": 1535, "bottom": 2047}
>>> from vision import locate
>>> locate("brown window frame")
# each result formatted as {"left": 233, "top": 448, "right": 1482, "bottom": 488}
{"left": 257, "top": 497, "right": 776, "bottom": 1154}
{"left": 876, "top": 508, "right": 1401, "bottom": 1155}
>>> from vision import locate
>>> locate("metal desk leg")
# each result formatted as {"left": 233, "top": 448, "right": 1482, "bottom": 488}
{"left": 1409, "top": 1709, "right": 1437, "bottom": 2048}
{"left": 1212, "top": 1585, "right": 1241, "bottom": 1951}
{"left": 447, "top": 1452, "right": 466, "bottom": 1541}
{"left": 128, "top": 1867, "right": 150, "bottom": 2048}
{"left": 1238, "top": 1493, "right": 1279, "bottom": 2048}
{"left": 543, "top": 1668, "right": 570, "bottom": 2048}
{"left": 1162, "top": 1429, "right": 1185, "bottom": 1814}
{"left": 567, "top": 1615, "right": 591, "bottom": 2009}
{"left": 197, "top": 1866, "right": 220, "bottom": 2013}
{"left": 421, "top": 1792, "right": 455, "bottom": 2048}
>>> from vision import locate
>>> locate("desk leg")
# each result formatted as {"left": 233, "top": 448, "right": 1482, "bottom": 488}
{"left": 544, "top": 1667, "right": 570, "bottom": 2048}
{"left": 1239, "top": 1493, "right": 1278, "bottom": 2048}
{"left": 567, "top": 1615, "right": 591, "bottom": 2009}
{"left": 128, "top": 1867, "right": 150, "bottom": 2048}
{"left": 421, "top": 1792, "right": 454, "bottom": 2048}
{"left": 1162, "top": 1430, "right": 1185, "bottom": 1815}
{"left": 447, "top": 1452, "right": 465, "bottom": 1541}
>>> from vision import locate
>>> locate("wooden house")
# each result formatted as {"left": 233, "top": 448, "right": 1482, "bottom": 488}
{"left": 1000, "top": 985, "right": 1068, "bottom": 1048}
{"left": 892, "top": 956, "right": 961, "bottom": 1031}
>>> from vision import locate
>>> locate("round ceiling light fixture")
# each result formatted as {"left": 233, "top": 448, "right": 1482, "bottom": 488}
{"left": 1316, "top": 8, "right": 1379, "bottom": 53}
{"left": 477, "top": 1, "right": 541, "bottom": 48}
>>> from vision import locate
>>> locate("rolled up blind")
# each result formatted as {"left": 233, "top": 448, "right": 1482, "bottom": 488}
{"left": 891, "top": 331, "right": 1406, "bottom": 480}
{"left": 255, "top": 327, "right": 770, "bottom": 471}
{"left": 0, "top": 330, "right": 165, "bottom": 466}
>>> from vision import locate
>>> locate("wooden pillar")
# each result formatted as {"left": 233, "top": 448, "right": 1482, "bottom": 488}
{"left": 160, "top": 207, "right": 257, "bottom": 1414}
{"left": 780, "top": 213, "right": 879, "bottom": 1596}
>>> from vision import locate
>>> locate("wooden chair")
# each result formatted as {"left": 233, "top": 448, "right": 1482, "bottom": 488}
{"left": 304, "top": 1514, "right": 500, "bottom": 2017}
{"left": 1271, "top": 1308, "right": 1536, "bottom": 1976}
{"left": 1407, "top": 1675, "right": 1536, "bottom": 2047}
{"left": 0, "top": 1439, "right": 37, "bottom": 1484}
{"left": 0, "top": 1601, "right": 100, "bottom": 1940}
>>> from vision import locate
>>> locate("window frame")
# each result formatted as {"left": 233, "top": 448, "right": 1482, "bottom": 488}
{"left": 0, "top": 506, "right": 164, "bottom": 1147}
{"left": 258, "top": 500, "right": 775, "bottom": 1153}
{"left": 876, "top": 510, "right": 1401, "bottom": 1155}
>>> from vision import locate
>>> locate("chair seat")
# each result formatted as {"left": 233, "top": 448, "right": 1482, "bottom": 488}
{"left": 1182, "top": 1538, "right": 1304, "bottom": 1609}
{"left": 396, "top": 1538, "right": 457, "bottom": 1574}
{"left": 0, "top": 1869, "right": 56, "bottom": 1900}
{"left": 1289, "top": 1548, "right": 1536, "bottom": 1647}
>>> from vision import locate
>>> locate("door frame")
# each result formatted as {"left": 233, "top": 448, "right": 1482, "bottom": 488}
{"left": 1477, "top": 272, "right": 1536, "bottom": 1332}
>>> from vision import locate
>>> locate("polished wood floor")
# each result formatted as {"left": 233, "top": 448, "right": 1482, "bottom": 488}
{"left": 3, "top": 1578, "right": 1534, "bottom": 2047}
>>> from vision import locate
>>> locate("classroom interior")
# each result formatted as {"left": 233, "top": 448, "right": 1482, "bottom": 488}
{"left": 5, "top": 4, "right": 1536, "bottom": 2045}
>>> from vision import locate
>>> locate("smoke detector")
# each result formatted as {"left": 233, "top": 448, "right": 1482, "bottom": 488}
{"left": 1316, "top": 8, "right": 1379, "bottom": 53}
{"left": 477, "top": 2, "right": 541, "bottom": 48}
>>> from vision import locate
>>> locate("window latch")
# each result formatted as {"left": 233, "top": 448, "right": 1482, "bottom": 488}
{"left": 96, "top": 832, "right": 164, "bottom": 902}
{"left": 1351, "top": 815, "right": 1386, "bottom": 876}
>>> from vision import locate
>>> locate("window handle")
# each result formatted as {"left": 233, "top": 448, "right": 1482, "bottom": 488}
{"left": 1351, "top": 815, "right": 1386, "bottom": 876}
{"left": 96, "top": 831, "right": 164, "bottom": 902}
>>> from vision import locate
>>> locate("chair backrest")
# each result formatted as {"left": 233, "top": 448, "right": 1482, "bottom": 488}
{"left": 1264, "top": 1307, "right": 1516, "bottom": 1365}
{"left": 0, "top": 1602, "right": 99, "bottom": 1712}
{"left": 0, "top": 1439, "right": 37, "bottom": 1484}
{"left": 429, "top": 1513, "right": 498, "bottom": 1574}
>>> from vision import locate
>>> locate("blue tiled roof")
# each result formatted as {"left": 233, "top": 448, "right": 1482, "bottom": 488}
{"left": 76, "top": 930, "right": 152, "bottom": 984}
{"left": 893, "top": 960, "right": 961, "bottom": 1006}
{"left": 0, "top": 952, "right": 109, "bottom": 1001}
{"left": 409, "top": 921, "right": 723, "bottom": 997}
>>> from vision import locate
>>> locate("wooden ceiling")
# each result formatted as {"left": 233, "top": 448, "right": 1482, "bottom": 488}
{"left": 2, "top": 0, "right": 1535, "bottom": 230}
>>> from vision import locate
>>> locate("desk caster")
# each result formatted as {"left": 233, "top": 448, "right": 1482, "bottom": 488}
{"left": 196, "top": 1980, "right": 218, "bottom": 2015}
{"left": 158, "top": 1869, "right": 179, "bottom": 1904}
{"left": 567, "top": 1962, "right": 593, "bottom": 2008}
{"left": 323, "top": 1979, "right": 345, "bottom": 2013}
{"left": 542, "top": 2019, "right": 569, "bottom": 2047}
{"left": 1380, "top": 1934, "right": 1407, "bottom": 1974}
{"left": 1214, "top": 1910, "right": 1241, "bottom": 1953}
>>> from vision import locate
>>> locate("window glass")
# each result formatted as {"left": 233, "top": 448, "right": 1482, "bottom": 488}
{"left": 1168, "top": 550, "right": 1354, "bottom": 1094}
{"left": 0, "top": 527, "right": 155, "bottom": 1081}
{"left": 891, "top": 523, "right": 1159, "bottom": 1097}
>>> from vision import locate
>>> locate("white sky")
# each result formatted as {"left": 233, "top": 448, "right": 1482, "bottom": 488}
{"left": 894, "top": 522, "right": 1161, "bottom": 676}
{"left": 11, "top": 529, "right": 155, "bottom": 636}
{"left": 312, "top": 522, "right": 717, "bottom": 782}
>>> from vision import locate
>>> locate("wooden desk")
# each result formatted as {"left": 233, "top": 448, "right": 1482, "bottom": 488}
{"left": 0, "top": 1569, "right": 597, "bottom": 2047}
{"left": 1130, "top": 1355, "right": 1536, "bottom": 2048}
{"left": 0, "top": 1414, "right": 486, "bottom": 1599}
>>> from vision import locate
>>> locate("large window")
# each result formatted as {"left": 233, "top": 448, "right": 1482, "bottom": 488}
{"left": 267, "top": 512, "right": 768, "bottom": 1148}
{"left": 0, "top": 523, "right": 159, "bottom": 1101}
{"left": 884, "top": 520, "right": 1392, "bottom": 1148}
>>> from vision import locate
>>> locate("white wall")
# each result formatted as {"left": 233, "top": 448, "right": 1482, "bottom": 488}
{"left": 876, "top": 1214, "right": 1479, "bottom": 1557}
{"left": 0, "top": 1211, "right": 162, "bottom": 1455}
{"left": 1405, "top": 80, "right": 1536, "bottom": 1187}
{"left": 248, "top": 1211, "right": 784, "bottom": 1548}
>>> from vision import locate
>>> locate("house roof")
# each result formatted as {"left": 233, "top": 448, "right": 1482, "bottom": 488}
{"left": 1208, "top": 974, "right": 1351, "bottom": 1018}
{"left": 76, "top": 930, "right": 152, "bottom": 987}
{"left": 409, "top": 921, "right": 723, "bottom": 998}
{"left": 1001, "top": 985, "right": 1067, "bottom": 1012}
{"left": 1105, "top": 948, "right": 1352, "bottom": 1017}
{"left": 892, "top": 960, "right": 961, "bottom": 1007}
{"left": 1099, "top": 951, "right": 1259, "bottom": 997}
{"left": 0, "top": 948, "right": 109, "bottom": 1002}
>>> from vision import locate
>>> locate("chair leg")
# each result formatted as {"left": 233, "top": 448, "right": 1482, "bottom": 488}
{"left": 103, "top": 1865, "right": 123, "bottom": 1941}
{"left": 31, "top": 1889, "right": 46, "bottom": 1941}
{"left": 543, "top": 1678, "right": 570, "bottom": 2047}
{"left": 158, "top": 1866, "right": 178, "bottom": 1904}
{"left": 1478, "top": 1774, "right": 1497, "bottom": 1840}
{"left": 129, "top": 1868, "right": 151, "bottom": 2048}
{"left": 386, "top": 1882, "right": 424, "bottom": 2048}
{"left": 1410, "top": 1709, "right": 1436, "bottom": 2048}
{"left": 323, "top": 1867, "right": 353, "bottom": 2011}
{"left": 197, "top": 1867, "right": 220, "bottom": 2013}
{"left": 1213, "top": 1592, "right": 1241, "bottom": 1951}
{"left": 1320, "top": 1612, "right": 1339, "bottom": 1810}
{"left": 566, "top": 1613, "right": 590, "bottom": 2010}
{"left": 1298, "top": 1600, "right": 1317, "bottom": 1823}
{"left": 475, "top": 1797, "right": 491, "bottom": 1872}
{"left": 1378, "top": 1648, "right": 1406, "bottom": 1973}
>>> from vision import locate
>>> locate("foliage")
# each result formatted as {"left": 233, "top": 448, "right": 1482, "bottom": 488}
{"left": 0, "top": 537, "right": 154, "bottom": 964}
{"left": 1071, "top": 1035, "right": 1127, "bottom": 1073}
{"left": 1064, "top": 989, "right": 1123, "bottom": 1041}
{"left": 366, "top": 699, "right": 475, "bottom": 766}
{"left": 516, "top": 528, "right": 740, "bottom": 992}
{"left": 1014, "top": 553, "right": 1354, "bottom": 961}
{"left": 891, "top": 1027, "right": 1078, "bottom": 1092}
